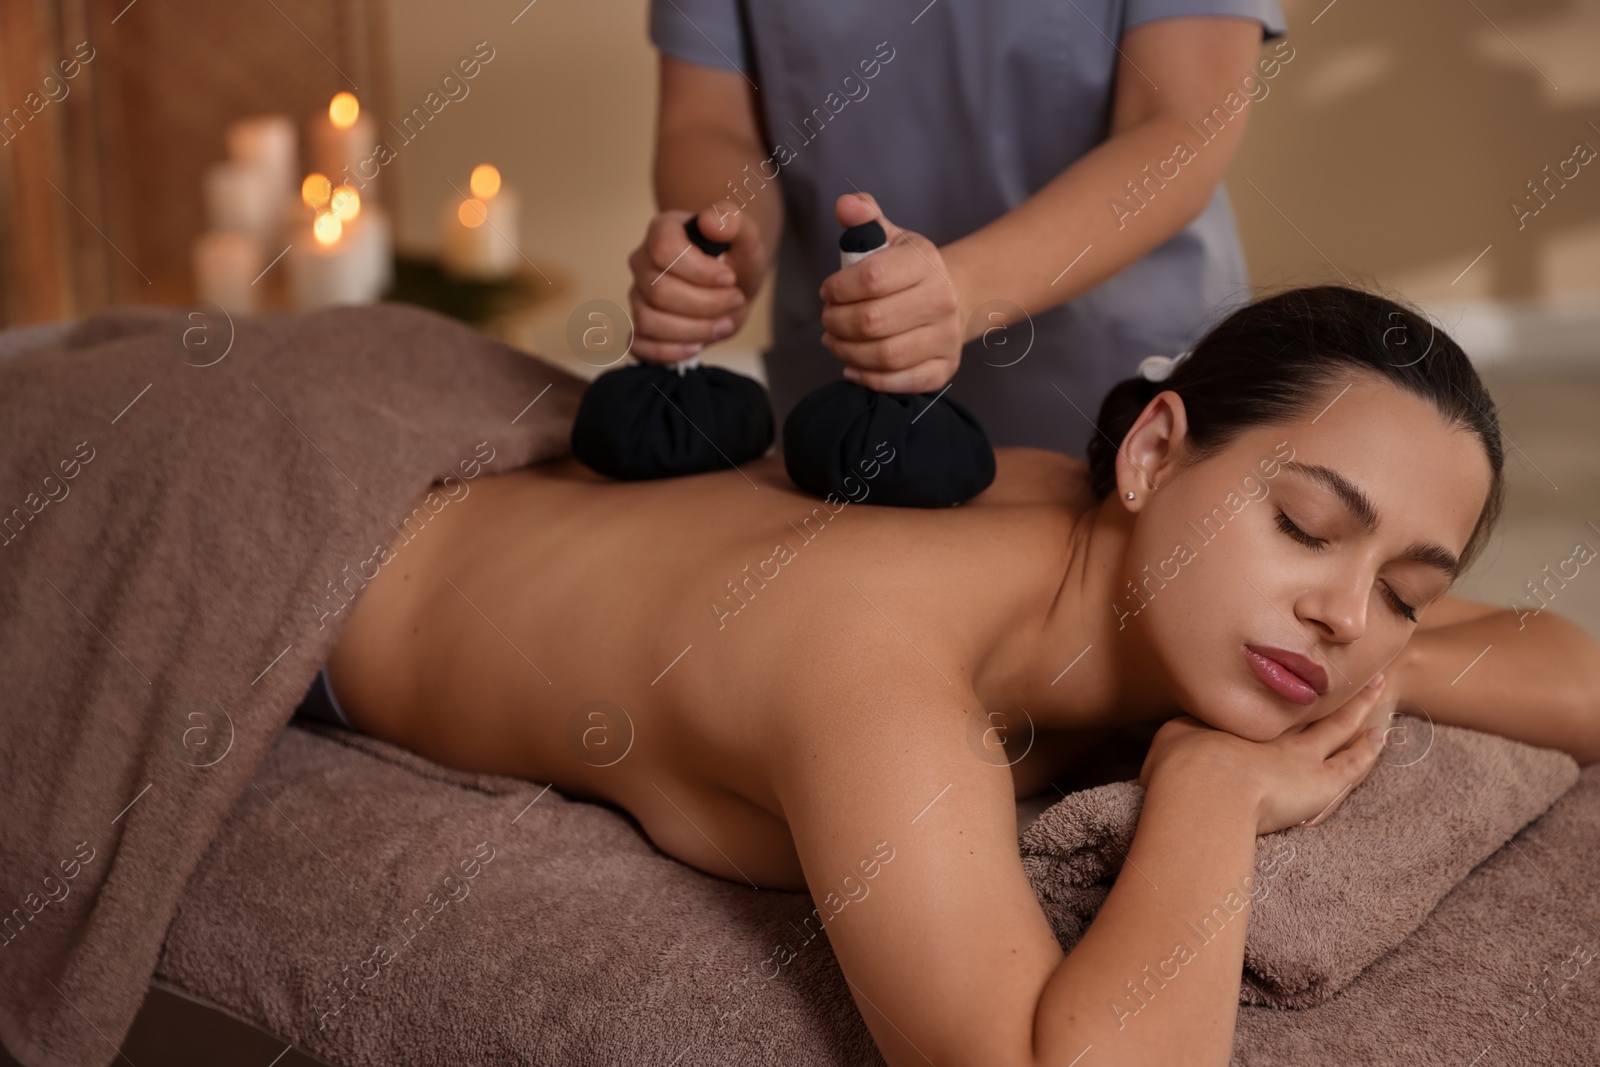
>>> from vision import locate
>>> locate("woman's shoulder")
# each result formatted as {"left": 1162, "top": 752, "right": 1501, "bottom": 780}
{"left": 969, "top": 447, "right": 1097, "bottom": 513}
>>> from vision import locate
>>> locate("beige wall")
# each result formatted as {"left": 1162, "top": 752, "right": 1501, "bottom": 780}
{"left": 386, "top": 1, "right": 672, "bottom": 364}
{"left": 386, "top": 0, "right": 1600, "bottom": 367}
{"left": 1229, "top": 0, "right": 1600, "bottom": 306}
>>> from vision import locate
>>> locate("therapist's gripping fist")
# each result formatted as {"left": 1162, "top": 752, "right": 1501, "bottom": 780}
{"left": 819, "top": 192, "right": 963, "bottom": 393}
{"left": 627, "top": 202, "right": 767, "bottom": 364}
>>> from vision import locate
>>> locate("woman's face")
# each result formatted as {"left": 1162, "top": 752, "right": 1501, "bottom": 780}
{"left": 1114, "top": 373, "right": 1492, "bottom": 741}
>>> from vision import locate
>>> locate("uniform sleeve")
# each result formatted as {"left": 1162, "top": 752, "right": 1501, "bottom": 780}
{"left": 1123, "top": 0, "right": 1288, "bottom": 40}
{"left": 647, "top": 0, "right": 751, "bottom": 73}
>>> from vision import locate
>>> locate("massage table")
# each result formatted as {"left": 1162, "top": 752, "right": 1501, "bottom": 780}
{"left": 1, "top": 311, "right": 1595, "bottom": 1067}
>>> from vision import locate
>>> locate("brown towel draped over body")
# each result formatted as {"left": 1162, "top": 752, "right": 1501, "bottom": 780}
{"left": 0, "top": 305, "right": 583, "bottom": 1067}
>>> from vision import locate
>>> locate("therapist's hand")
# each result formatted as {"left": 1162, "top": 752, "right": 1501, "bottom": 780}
{"left": 627, "top": 201, "right": 767, "bottom": 364}
{"left": 819, "top": 193, "right": 964, "bottom": 393}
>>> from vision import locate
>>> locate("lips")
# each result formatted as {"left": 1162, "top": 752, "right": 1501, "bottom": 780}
{"left": 1244, "top": 644, "right": 1330, "bottom": 700}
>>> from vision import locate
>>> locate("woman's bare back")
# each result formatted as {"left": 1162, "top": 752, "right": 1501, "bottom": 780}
{"left": 327, "top": 447, "right": 1095, "bottom": 891}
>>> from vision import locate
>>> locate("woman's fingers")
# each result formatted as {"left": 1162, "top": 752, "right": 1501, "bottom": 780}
{"left": 632, "top": 298, "right": 737, "bottom": 343}
{"left": 642, "top": 212, "right": 733, "bottom": 288}
{"left": 1301, "top": 725, "right": 1387, "bottom": 827}
{"left": 1299, "top": 673, "right": 1386, "bottom": 757}
{"left": 629, "top": 249, "right": 744, "bottom": 317}
{"left": 820, "top": 241, "right": 925, "bottom": 304}
{"left": 1300, "top": 685, "right": 1391, "bottom": 827}
{"left": 699, "top": 203, "right": 766, "bottom": 296}
{"left": 823, "top": 324, "right": 960, "bottom": 390}
{"left": 623, "top": 206, "right": 770, "bottom": 366}
{"left": 820, "top": 282, "right": 929, "bottom": 342}
{"left": 632, "top": 271, "right": 744, "bottom": 321}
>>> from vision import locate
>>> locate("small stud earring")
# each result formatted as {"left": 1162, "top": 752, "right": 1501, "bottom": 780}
{"left": 1125, "top": 491, "right": 1136, "bottom": 500}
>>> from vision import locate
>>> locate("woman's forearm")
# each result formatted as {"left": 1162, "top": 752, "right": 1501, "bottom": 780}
{"left": 654, "top": 125, "right": 784, "bottom": 263}
{"left": 1394, "top": 608, "right": 1600, "bottom": 764}
{"left": 942, "top": 110, "right": 1242, "bottom": 345}
{"left": 1031, "top": 764, "right": 1258, "bottom": 1067}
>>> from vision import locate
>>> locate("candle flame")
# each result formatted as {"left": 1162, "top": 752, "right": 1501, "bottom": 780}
{"left": 329, "top": 92, "right": 360, "bottom": 130}
{"left": 302, "top": 173, "right": 332, "bottom": 209}
{"left": 313, "top": 210, "right": 343, "bottom": 246}
{"left": 469, "top": 164, "right": 502, "bottom": 200}
{"left": 330, "top": 185, "right": 361, "bottom": 222}
{"left": 458, "top": 198, "right": 488, "bottom": 229}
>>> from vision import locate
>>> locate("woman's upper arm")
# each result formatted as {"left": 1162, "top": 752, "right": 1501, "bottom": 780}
{"left": 657, "top": 54, "right": 763, "bottom": 146}
{"left": 1109, "top": 17, "right": 1270, "bottom": 138}
{"left": 771, "top": 686, "right": 1065, "bottom": 1067}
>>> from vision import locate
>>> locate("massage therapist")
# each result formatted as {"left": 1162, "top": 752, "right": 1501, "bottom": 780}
{"left": 626, "top": 1, "right": 1290, "bottom": 458}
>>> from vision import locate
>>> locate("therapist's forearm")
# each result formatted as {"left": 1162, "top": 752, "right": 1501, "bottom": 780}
{"left": 654, "top": 128, "right": 784, "bottom": 261}
{"left": 941, "top": 112, "right": 1247, "bottom": 341}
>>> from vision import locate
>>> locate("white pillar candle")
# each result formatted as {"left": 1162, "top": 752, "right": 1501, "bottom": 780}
{"left": 308, "top": 92, "right": 378, "bottom": 192}
{"left": 348, "top": 204, "right": 394, "bottom": 297}
{"left": 286, "top": 209, "right": 385, "bottom": 310}
{"left": 192, "top": 231, "right": 264, "bottom": 315}
{"left": 440, "top": 164, "right": 521, "bottom": 279}
{"left": 225, "top": 115, "right": 297, "bottom": 213}
{"left": 203, "top": 161, "right": 279, "bottom": 241}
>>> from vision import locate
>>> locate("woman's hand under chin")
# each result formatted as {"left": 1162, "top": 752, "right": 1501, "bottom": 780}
{"left": 1139, "top": 673, "right": 1393, "bottom": 836}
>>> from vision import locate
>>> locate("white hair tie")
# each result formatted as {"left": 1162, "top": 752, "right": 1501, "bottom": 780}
{"left": 1137, "top": 349, "right": 1193, "bottom": 383}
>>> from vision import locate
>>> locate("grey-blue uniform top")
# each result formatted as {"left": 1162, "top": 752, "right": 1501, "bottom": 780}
{"left": 647, "top": 0, "right": 1288, "bottom": 459}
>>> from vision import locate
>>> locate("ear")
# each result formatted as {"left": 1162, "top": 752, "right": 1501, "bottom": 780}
{"left": 1114, "top": 390, "right": 1190, "bottom": 510}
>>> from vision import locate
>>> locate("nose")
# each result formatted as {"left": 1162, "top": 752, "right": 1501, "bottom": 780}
{"left": 1298, "top": 569, "right": 1370, "bottom": 644}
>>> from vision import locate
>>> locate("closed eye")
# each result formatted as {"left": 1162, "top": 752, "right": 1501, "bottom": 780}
{"left": 1274, "top": 510, "right": 1418, "bottom": 623}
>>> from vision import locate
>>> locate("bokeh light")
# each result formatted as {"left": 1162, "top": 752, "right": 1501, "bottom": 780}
{"left": 330, "top": 185, "right": 361, "bottom": 222}
{"left": 469, "top": 164, "right": 502, "bottom": 200}
{"left": 301, "top": 173, "right": 331, "bottom": 209}
{"left": 312, "top": 210, "right": 343, "bottom": 245}
{"left": 328, "top": 92, "right": 360, "bottom": 130}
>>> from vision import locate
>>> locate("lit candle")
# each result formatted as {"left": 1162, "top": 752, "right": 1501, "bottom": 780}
{"left": 440, "top": 163, "right": 521, "bottom": 279}
{"left": 334, "top": 184, "right": 394, "bottom": 297}
{"left": 192, "top": 230, "right": 264, "bottom": 314}
{"left": 285, "top": 193, "right": 390, "bottom": 310}
{"left": 308, "top": 92, "right": 378, "bottom": 191}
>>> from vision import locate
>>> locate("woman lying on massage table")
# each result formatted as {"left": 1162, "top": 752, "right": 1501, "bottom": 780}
{"left": 304, "top": 284, "right": 1600, "bottom": 1067}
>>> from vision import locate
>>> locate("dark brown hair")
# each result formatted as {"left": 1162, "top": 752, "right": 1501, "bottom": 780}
{"left": 1086, "top": 285, "right": 1505, "bottom": 573}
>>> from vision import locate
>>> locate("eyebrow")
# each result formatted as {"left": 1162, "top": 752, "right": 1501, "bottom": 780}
{"left": 1280, "top": 460, "right": 1461, "bottom": 582}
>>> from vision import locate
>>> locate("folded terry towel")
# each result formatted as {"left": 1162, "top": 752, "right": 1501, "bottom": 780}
{"left": 1019, "top": 715, "right": 1580, "bottom": 1008}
